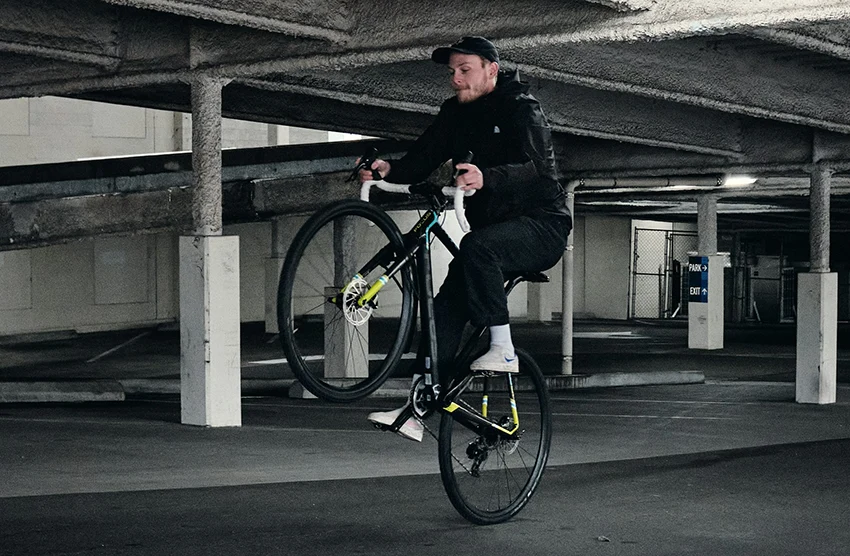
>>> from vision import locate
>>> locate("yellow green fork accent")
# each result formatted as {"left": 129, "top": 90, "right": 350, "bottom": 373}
{"left": 358, "top": 275, "right": 389, "bottom": 306}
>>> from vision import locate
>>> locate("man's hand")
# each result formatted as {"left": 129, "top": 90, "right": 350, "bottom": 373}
{"left": 454, "top": 163, "right": 483, "bottom": 191}
{"left": 357, "top": 158, "right": 391, "bottom": 183}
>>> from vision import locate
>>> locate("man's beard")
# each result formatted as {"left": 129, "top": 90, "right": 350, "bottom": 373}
{"left": 456, "top": 88, "right": 483, "bottom": 103}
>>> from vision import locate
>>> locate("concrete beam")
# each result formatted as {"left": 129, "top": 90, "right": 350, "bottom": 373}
{"left": 1, "top": 1, "right": 847, "bottom": 149}
{"left": 242, "top": 65, "right": 745, "bottom": 156}
{"left": 0, "top": 188, "right": 193, "bottom": 249}
{"left": 223, "top": 83, "right": 434, "bottom": 140}
{"left": 555, "top": 121, "right": 850, "bottom": 177}
{"left": 101, "top": 0, "right": 351, "bottom": 42}
{"left": 0, "top": 140, "right": 410, "bottom": 249}
{"left": 491, "top": 0, "right": 850, "bottom": 44}
{"left": 0, "top": 140, "right": 408, "bottom": 201}
{"left": 0, "top": 0, "right": 122, "bottom": 67}
{"left": 507, "top": 37, "right": 850, "bottom": 134}
{"left": 0, "top": 10, "right": 188, "bottom": 92}
{"left": 752, "top": 25, "right": 850, "bottom": 62}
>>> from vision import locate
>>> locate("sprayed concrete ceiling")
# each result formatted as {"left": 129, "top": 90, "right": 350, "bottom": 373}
{"left": 3, "top": 0, "right": 850, "bottom": 243}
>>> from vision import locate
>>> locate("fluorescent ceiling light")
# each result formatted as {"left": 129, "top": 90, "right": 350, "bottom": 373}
{"left": 722, "top": 175, "right": 758, "bottom": 187}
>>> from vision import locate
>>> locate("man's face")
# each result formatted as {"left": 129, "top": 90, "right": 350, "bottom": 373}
{"left": 448, "top": 52, "right": 498, "bottom": 104}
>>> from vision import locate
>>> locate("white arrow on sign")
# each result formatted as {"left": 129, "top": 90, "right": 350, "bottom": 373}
{"left": 702, "top": 288, "right": 708, "bottom": 295}
{"left": 701, "top": 265, "right": 708, "bottom": 271}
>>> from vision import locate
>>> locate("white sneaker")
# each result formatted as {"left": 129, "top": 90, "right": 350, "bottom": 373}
{"left": 469, "top": 345, "right": 519, "bottom": 373}
{"left": 367, "top": 406, "right": 424, "bottom": 442}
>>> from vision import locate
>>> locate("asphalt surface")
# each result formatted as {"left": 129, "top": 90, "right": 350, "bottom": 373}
{"left": 2, "top": 321, "right": 850, "bottom": 554}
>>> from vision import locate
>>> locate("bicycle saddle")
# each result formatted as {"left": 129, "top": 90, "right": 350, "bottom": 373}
{"left": 504, "top": 271, "right": 550, "bottom": 284}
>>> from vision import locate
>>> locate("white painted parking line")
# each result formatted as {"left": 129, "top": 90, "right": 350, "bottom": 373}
{"left": 549, "top": 396, "right": 777, "bottom": 406}
{"left": 550, "top": 411, "right": 736, "bottom": 420}
{"left": 573, "top": 331, "right": 648, "bottom": 339}
{"left": 246, "top": 353, "right": 417, "bottom": 366}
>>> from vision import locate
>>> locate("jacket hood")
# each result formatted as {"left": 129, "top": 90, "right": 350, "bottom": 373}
{"left": 494, "top": 68, "right": 529, "bottom": 96}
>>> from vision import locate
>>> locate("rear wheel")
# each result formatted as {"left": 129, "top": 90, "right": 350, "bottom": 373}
{"left": 438, "top": 348, "right": 551, "bottom": 524}
{"left": 277, "top": 200, "right": 415, "bottom": 402}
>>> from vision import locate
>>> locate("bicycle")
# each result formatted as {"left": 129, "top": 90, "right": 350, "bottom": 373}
{"left": 277, "top": 148, "right": 552, "bottom": 525}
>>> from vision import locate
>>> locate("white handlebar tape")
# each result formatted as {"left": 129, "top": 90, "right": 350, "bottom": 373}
{"left": 360, "top": 180, "right": 474, "bottom": 232}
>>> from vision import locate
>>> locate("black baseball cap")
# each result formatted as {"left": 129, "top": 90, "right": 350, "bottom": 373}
{"left": 431, "top": 36, "right": 499, "bottom": 65}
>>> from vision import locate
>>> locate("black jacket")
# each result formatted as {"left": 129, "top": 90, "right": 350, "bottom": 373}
{"left": 386, "top": 69, "right": 570, "bottom": 230}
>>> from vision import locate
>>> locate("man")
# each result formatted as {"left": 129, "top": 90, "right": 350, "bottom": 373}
{"left": 362, "top": 36, "right": 571, "bottom": 441}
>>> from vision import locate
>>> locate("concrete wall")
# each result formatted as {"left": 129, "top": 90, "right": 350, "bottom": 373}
{"left": 0, "top": 211, "right": 638, "bottom": 336}
{"left": 521, "top": 214, "right": 632, "bottom": 321}
{"left": 0, "top": 234, "right": 173, "bottom": 335}
{"left": 579, "top": 216, "right": 632, "bottom": 319}
{"left": 0, "top": 96, "right": 367, "bottom": 335}
{"left": 0, "top": 96, "right": 351, "bottom": 166}
{"left": 0, "top": 95, "right": 637, "bottom": 336}
{"left": 0, "top": 97, "right": 177, "bottom": 165}
{"left": 0, "top": 223, "right": 272, "bottom": 336}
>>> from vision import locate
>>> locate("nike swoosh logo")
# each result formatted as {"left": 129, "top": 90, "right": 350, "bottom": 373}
{"left": 505, "top": 356, "right": 516, "bottom": 363}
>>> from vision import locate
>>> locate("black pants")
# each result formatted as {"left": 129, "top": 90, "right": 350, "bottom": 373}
{"left": 425, "top": 213, "right": 571, "bottom": 381}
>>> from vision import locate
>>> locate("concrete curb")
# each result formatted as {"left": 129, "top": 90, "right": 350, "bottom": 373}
{"left": 0, "top": 381, "right": 125, "bottom": 403}
{"left": 547, "top": 370, "right": 705, "bottom": 389}
{"left": 0, "top": 371, "right": 705, "bottom": 403}
{"left": 286, "top": 371, "right": 706, "bottom": 398}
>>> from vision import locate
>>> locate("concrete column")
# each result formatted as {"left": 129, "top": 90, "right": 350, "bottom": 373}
{"left": 334, "top": 215, "right": 358, "bottom": 281}
{"left": 323, "top": 286, "right": 369, "bottom": 379}
{"left": 173, "top": 112, "right": 188, "bottom": 151}
{"left": 180, "top": 74, "right": 241, "bottom": 426}
{"left": 264, "top": 217, "right": 294, "bottom": 334}
{"left": 190, "top": 74, "right": 224, "bottom": 237}
{"left": 561, "top": 182, "right": 578, "bottom": 375}
{"left": 324, "top": 215, "right": 368, "bottom": 379}
{"left": 697, "top": 195, "right": 718, "bottom": 255}
{"left": 180, "top": 236, "right": 241, "bottom": 426}
{"left": 796, "top": 165, "right": 837, "bottom": 404}
{"left": 689, "top": 196, "right": 723, "bottom": 349}
{"left": 809, "top": 166, "right": 831, "bottom": 273}
{"left": 527, "top": 282, "right": 551, "bottom": 322}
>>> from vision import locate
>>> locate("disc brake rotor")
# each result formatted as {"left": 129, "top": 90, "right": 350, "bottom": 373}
{"left": 340, "top": 277, "right": 374, "bottom": 326}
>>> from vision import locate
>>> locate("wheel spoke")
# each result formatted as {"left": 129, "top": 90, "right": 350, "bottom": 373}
{"left": 277, "top": 201, "right": 413, "bottom": 402}
{"left": 438, "top": 349, "right": 550, "bottom": 524}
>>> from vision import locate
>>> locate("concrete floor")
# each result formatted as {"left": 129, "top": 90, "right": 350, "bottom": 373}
{"left": 2, "top": 321, "right": 850, "bottom": 554}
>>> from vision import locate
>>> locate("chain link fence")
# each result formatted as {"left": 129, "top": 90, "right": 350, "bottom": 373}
{"left": 631, "top": 228, "right": 698, "bottom": 319}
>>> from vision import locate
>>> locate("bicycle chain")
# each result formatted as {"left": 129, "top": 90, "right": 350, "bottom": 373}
{"left": 419, "top": 417, "right": 476, "bottom": 476}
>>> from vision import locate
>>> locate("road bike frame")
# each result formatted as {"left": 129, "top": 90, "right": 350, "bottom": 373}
{"left": 341, "top": 189, "right": 533, "bottom": 439}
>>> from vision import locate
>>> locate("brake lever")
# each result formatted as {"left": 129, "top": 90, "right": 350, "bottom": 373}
{"left": 452, "top": 151, "right": 474, "bottom": 183}
{"left": 349, "top": 147, "right": 381, "bottom": 182}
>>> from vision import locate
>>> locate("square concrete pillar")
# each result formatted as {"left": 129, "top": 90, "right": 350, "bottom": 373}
{"left": 688, "top": 254, "right": 724, "bottom": 350}
{"left": 179, "top": 235, "right": 242, "bottom": 426}
{"left": 323, "top": 286, "right": 368, "bottom": 379}
{"left": 527, "top": 282, "right": 552, "bottom": 322}
{"left": 264, "top": 256, "right": 285, "bottom": 334}
{"left": 796, "top": 272, "right": 837, "bottom": 404}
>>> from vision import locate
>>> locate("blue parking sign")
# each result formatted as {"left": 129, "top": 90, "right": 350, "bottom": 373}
{"left": 688, "top": 256, "right": 709, "bottom": 303}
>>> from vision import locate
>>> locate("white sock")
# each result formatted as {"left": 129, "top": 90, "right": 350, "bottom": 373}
{"left": 489, "top": 324, "right": 514, "bottom": 355}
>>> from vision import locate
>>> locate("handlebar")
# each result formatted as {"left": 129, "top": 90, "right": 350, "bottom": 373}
{"left": 354, "top": 149, "right": 476, "bottom": 232}
{"left": 359, "top": 180, "right": 475, "bottom": 233}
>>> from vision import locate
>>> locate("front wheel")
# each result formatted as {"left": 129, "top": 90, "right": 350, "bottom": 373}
{"left": 277, "top": 200, "right": 415, "bottom": 402}
{"left": 437, "top": 348, "right": 552, "bottom": 525}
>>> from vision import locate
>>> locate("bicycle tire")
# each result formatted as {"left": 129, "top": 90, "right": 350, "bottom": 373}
{"left": 278, "top": 199, "right": 415, "bottom": 402}
{"left": 438, "top": 348, "right": 552, "bottom": 525}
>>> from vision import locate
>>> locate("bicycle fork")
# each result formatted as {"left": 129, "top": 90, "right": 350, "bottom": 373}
{"left": 328, "top": 211, "right": 440, "bottom": 312}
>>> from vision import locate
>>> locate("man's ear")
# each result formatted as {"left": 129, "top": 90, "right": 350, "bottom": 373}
{"left": 489, "top": 62, "right": 500, "bottom": 79}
